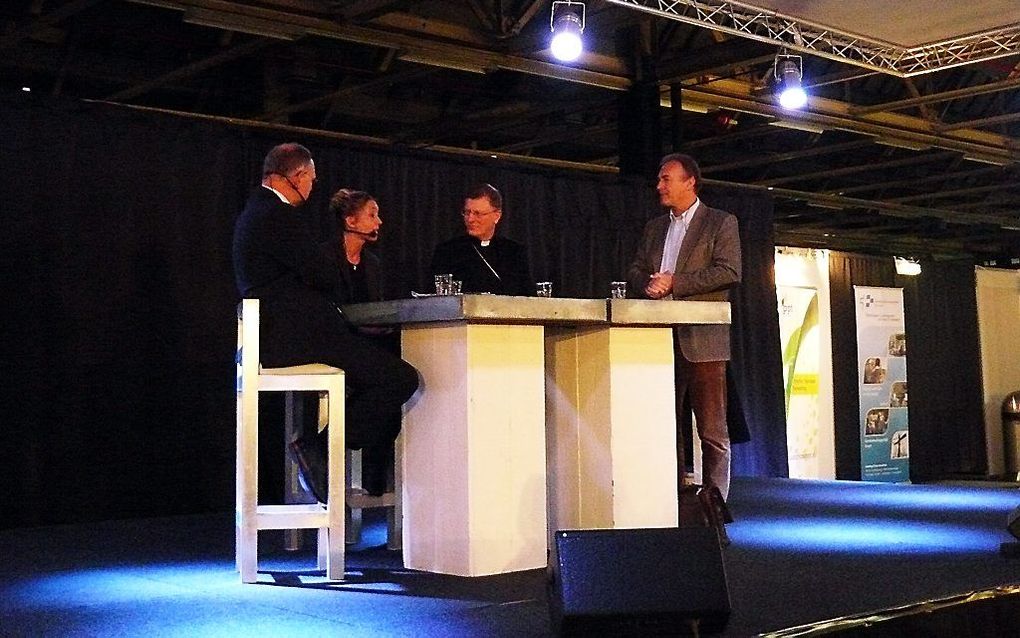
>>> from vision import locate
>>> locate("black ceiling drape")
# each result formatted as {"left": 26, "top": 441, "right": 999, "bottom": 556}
{"left": 1, "top": 95, "right": 785, "bottom": 528}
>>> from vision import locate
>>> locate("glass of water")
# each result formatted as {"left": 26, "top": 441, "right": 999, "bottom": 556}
{"left": 434, "top": 273, "right": 453, "bottom": 295}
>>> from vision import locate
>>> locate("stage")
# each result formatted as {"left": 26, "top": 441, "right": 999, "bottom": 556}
{"left": 2, "top": 477, "right": 1017, "bottom": 636}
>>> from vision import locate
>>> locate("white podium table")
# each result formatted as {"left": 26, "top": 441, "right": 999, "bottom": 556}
{"left": 544, "top": 299, "right": 730, "bottom": 536}
{"left": 343, "top": 295, "right": 605, "bottom": 576}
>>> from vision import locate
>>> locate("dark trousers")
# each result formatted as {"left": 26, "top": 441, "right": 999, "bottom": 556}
{"left": 673, "top": 345, "right": 730, "bottom": 500}
{"left": 267, "top": 329, "right": 419, "bottom": 451}
{"left": 320, "top": 331, "right": 419, "bottom": 450}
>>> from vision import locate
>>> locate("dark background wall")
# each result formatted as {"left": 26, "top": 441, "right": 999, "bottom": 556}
{"left": 1, "top": 95, "right": 985, "bottom": 529}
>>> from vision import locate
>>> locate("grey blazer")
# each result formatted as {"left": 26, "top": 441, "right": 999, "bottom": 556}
{"left": 627, "top": 202, "right": 741, "bottom": 362}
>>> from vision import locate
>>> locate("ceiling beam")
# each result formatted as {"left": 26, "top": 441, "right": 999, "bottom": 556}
{"left": 255, "top": 67, "right": 435, "bottom": 120}
{"left": 952, "top": 194, "right": 1020, "bottom": 210}
{"left": 655, "top": 37, "right": 772, "bottom": 84}
{"left": 105, "top": 37, "right": 274, "bottom": 101}
{"left": 702, "top": 140, "right": 875, "bottom": 174}
{"left": 333, "top": 0, "right": 405, "bottom": 22}
{"left": 754, "top": 151, "right": 959, "bottom": 188}
{"left": 0, "top": 0, "right": 105, "bottom": 50}
{"left": 936, "top": 111, "right": 1020, "bottom": 133}
{"left": 850, "top": 76, "right": 1020, "bottom": 116}
{"left": 494, "top": 122, "right": 616, "bottom": 153}
{"left": 679, "top": 123, "right": 785, "bottom": 150}
{"left": 673, "top": 79, "right": 1016, "bottom": 165}
{"left": 890, "top": 182, "right": 1020, "bottom": 204}
{"left": 833, "top": 165, "right": 1008, "bottom": 196}
{"left": 506, "top": 0, "right": 546, "bottom": 38}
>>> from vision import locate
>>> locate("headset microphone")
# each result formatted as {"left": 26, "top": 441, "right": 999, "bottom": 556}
{"left": 345, "top": 229, "right": 379, "bottom": 240}
{"left": 283, "top": 175, "right": 306, "bottom": 204}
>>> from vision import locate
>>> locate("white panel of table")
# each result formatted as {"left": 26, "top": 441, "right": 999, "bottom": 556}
{"left": 400, "top": 322, "right": 545, "bottom": 576}
{"left": 344, "top": 295, "right": 605, "bottom": 576}
{"left": 544, "top": 299, "right": 730, "bottom": 537}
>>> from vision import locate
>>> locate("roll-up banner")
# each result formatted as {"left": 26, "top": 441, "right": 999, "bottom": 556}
{"left": 854, "top": 286, "right": 909, "bottom": 482}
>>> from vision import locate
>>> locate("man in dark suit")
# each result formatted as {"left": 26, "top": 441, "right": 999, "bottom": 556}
{"left": 627, "top": 153, "right": 741, "bottom": 501}
{"left": 430, "top": 183, "right": 533, "bottom": 296}
{"left": 232, "top": 143, "right": 419, "bottom": 501}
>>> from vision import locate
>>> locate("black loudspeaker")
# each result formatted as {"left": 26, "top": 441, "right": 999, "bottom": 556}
{"left": 1008, "top": 506, "right": 1020, "bottom": 540}
{"left": 547, "top": 527, "right": 730, "bottom": 636}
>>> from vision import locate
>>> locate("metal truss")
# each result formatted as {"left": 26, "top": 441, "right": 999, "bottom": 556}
{"left": 605, "top": 0, "right": 1020, "bottom": 77}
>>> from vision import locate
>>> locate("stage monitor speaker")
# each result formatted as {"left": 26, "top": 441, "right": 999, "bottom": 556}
{"left": 547, "top": 527, "right": 730, "bottom": 636}
{"left": 1008, "top": 506, "right": 1020, "bottom": 540}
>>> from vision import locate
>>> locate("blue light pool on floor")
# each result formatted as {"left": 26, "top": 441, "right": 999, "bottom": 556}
{"left": 730, "top": 516, "right": 1006, "bottom": 555}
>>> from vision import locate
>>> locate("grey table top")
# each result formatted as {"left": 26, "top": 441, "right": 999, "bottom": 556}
{"left": 342, "top": 295, "right": 730, "bottom": 327}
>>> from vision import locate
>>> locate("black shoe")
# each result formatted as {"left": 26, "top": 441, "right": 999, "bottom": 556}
{"left": 288, "top": 436, "right": 328, "bottom": 503}
{"left": 360, "top": 446, "right": 391, "bottom": 497}
{"left": 698, "top": 486, "right": 732, "bottom": 547}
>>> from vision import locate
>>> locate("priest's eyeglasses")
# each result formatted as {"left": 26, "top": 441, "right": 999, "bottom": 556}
{"left": 462, "top": 208, "right": 498, "bottom": 218}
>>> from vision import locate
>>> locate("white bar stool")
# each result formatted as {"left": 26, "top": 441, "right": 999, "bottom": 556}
{"left": 282, "top": 403, "right": 401, "bottom": 550}
{"left": 235, "top": 298, "right": 345, "bottom": 583}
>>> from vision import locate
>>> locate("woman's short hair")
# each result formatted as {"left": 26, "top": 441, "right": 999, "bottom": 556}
{"left": 330, "top": 188, "right": 375, "bottom": 221}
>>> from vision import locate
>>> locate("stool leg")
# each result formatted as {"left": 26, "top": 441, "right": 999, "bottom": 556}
{"left": 387, "top": 433, "right": 403, "bottom": 551}
{"left": 283, "top": 391, "right": 305, "bottom": 551}
{"left": 237, "top": 389, "right": 259, "bottom": 583}
{"left": 316, "top": 527, "right": 328, "bottom": 570}
{"left": 346, "top": 449, "right": 364, "bottom": 545}
{"left": 323, "top": 378, "right": 345, "bottom": 580}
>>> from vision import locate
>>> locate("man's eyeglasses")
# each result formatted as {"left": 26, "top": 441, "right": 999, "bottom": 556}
{"left": 462, "top": 209, "right": 498, "bottom": 219}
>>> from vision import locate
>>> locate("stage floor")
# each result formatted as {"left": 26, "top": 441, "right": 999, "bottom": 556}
{"left": 2, "top": 477, "right": 1018, "bottom": 637}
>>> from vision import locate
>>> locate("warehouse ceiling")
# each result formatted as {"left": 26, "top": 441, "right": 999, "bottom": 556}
{"left": 3, "top": 0, "right": 1020, "bottom": 259}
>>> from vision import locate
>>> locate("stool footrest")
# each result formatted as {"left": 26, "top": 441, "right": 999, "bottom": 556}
{"left": 254, "top": 504, "right": 330, "bottom": 530}
{"left": 346, "top": 490, "right": 397, "bottom": 509}
{"left": 258, "top": 374, "right": 339, "bottom": 391}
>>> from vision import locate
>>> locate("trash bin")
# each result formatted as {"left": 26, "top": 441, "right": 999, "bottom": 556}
{"left": 1003, "top": 392, "right": 1020, "bottom": 480}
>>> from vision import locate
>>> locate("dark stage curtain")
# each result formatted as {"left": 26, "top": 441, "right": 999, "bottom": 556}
{"left": 828, "top": 253, "right": 986, "bottom": 481}
{"left": 1, "top": 95, "right": 785, "bottom": 528}
{"left": 900, "top": 260, "right": 986, "bottom": 480}
{"left": 701, "top": 187, "right": 788, "bottom": 478}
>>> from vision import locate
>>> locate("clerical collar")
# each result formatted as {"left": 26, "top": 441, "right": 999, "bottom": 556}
{"left": 671, "top": 197, "right": 700, "bottom": 222}
{"left": 480, "top": 240, "right": 491, "bottom": 247}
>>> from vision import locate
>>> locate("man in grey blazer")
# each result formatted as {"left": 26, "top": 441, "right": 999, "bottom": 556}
{"left": 627, "top": 153, "right": 741, "bottom": 500}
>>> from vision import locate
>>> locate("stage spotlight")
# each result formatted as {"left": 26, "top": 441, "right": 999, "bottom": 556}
{"left": 774, "top": 54, "right": 807, "bottom": 110}
{"left": 550, "top": 1, "right": 585, "bottom": 62}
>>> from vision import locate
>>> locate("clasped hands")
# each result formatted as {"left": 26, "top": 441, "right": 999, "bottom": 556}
{"left": 644, "top": 271, "right": 674, "bottom": 299}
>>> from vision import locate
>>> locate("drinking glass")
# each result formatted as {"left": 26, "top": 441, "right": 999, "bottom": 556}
{"left": 434, "top": 273, "right": 453, "bottom": 295}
